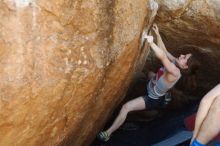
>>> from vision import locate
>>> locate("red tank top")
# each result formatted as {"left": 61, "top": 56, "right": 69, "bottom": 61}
{"left": 151, "top": 67, "right": 165, "bottom": 86}
{"left": 156, "top": 67, "right": 165, "bottom": 81}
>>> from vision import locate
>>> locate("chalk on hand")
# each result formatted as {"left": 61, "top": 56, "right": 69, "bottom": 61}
{"left": 144, "top": 35, "right": 154, "bottom": 43}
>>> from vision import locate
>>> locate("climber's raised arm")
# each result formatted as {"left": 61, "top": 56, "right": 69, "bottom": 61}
{"left": 145, "top": 35, "right": 180, "bottom": 79}
{"left": 152, "top": 24, "right": 176, "bottom": 62}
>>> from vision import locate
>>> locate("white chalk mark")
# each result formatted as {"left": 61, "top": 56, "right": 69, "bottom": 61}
{"left": 149, "top": 0, "right": 159, "bottom": 10}
{"left": 15, "top": 0, "right": 32, "bottom": 8}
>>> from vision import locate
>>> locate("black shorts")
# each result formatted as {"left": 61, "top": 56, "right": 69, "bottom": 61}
{"left": 143, "top": 93, "right": 171, "bottom": 110}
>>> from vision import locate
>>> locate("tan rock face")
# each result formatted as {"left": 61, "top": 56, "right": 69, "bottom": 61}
{"left": 0, "top": 0, "right": 150, "bottom": 146}
{"left": 1, "top": 0, "right": 219, "bottom": 145}
{"left": 155, "top": 0, "right": 220, "bottom": 89}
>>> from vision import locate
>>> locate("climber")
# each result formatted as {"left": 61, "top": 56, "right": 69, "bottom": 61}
{"left": 97, "top": 24, "right": 200, "bottom": 142}
{"left": 190, "top": 84, "right": 220, "bottom": 146}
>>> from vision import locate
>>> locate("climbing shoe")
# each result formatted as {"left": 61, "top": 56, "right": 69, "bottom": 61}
{"left": 97, "top": 131, "right": 110, "bottom": 142}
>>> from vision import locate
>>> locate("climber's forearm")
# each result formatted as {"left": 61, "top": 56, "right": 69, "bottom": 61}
{"left": 149, "top": 42, "right": 166, "bottom": 60}
{"left": 155, "top": 32, "right": 176, "bottom": 61}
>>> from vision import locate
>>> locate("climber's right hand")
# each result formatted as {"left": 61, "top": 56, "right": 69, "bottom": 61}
{"left": 144, "top": 35, "right": 154, "bottom": 44}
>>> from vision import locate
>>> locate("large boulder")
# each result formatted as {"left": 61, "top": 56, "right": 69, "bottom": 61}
{"left": 0, "top": 0, "right": 150, "bottom": 146}
{"left": 1, "top": 0, "right": 219, "bottom": 145}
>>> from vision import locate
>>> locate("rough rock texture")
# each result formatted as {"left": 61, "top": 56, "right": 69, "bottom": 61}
{"left": 0, "top": 0, "right": 151, "bottom": 146}
{"left": 155, "top": 0, "right": 220, "bottom": 89}
{"left": 1, "top": 0, "right": 220, "bottom": 146}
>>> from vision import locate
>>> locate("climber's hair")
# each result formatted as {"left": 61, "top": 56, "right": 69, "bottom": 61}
{"left": 175, "top": 45, "right": 201, "bottom": 94}
{"left": 186, "top": 54, "right": 200, "bottom": 75}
